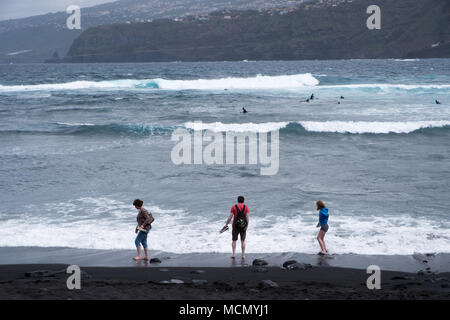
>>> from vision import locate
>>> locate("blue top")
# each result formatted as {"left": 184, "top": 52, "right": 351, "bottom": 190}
{"left": 319, "top": 207, "right": 329, "bottom": 225}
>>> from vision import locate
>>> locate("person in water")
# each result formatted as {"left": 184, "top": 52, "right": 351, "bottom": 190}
{"left": 224, "top": 196, "right": 250, "bottom": 260}
{"left": 435, "top": 100, "right": 441, "bottom": 104}
{"left": 242, "top": 107, "right": 248, "bottom": 113}
{"left": 316, "top": 200, "right": 329, "bottom": 255}
{"left": 310, "top": 93, "right": 315, "bottom": 100}
{"left": 133, "top": 199, "right": 154, "bottom": 261}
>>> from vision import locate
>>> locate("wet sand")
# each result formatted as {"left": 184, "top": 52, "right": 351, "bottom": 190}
{"left": 1, "top": 247, "right": 449, "bottom": 272}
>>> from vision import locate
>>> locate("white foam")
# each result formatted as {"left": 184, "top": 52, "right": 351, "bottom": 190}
{"left": 1, "top": 76, "right": 446, "bottom": 93}
{"left": 0, "top": 73, "right": 319, "bottom": 92}
{"left": 185, "top": 121, "right": 289, "bottom": 133}
{"left": 185, "top": 121, "right": 450, "bottom": 134}
{"left": 6, "top": 50, "right": 32, "bottom": 56}
{"left": 0, "top": 198, "right": 448, "bottom": 255}
{"left": 56, "top": 122, "right": 96, "bottom": 126}
{"left": 0, "top": 141, "right": 124, "bottom": 156}
{"left": 394, "top": 59, "right": 420, "bottom": 62}
{"left": 0, "top": 79, "right": 143, "bottom": 92}
{"left": 319, "top": 83, "right": 450, "bottom": 90}
{"left": 299, "top": 121, "right": 450, "bottom": 134}
{"left": 147, "top": 73, "right": 319, "bottom": 90}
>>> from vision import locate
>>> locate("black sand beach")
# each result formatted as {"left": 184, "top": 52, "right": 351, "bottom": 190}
{"left": 1, "top": 263, "right": 449, "bottom": 300}
{"left": 1, "top": 247, "right": 449, "bottom": 300}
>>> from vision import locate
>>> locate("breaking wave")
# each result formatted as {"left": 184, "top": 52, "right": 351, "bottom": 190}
{"left": 0, "top": 197, "right": 448, "bottom": 255}
{"left": 2, "top": 121, "right": 449, "bottom": 137}
{"left": 0, "top": 73, "right": 319, "bottom": 92}
{"left": 186, "top": 121, "right": 450, "bottom": 135}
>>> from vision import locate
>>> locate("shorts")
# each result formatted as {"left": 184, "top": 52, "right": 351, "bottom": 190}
{"left": 135, "top": 230, "right": 148, "bottom": 249}
{"left": 232, "top": 227, "right": 247, "bottom": 241}
{"left": 320, "top": 224, "right": 329, "bottom": 232}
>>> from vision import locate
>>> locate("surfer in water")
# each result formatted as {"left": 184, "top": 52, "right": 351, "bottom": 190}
{"left": 242, "top": 107, "right": 248, "bottom": 114}
{"left": 316, "top": 201, "right": 329, "bottom": 255}
{"left": 301, "top": 94, "right": 314, "bottom": 103}
{"left": 436, "top": 100, "right": 441, "bottom": 104}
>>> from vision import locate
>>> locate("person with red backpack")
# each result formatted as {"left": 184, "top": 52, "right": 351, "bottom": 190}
{"left": 224, "top": 196, "right": 250, "bottom": 260}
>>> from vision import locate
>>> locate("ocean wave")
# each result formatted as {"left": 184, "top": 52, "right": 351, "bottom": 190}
{"left": 394, "top": 58, "right": 420, "bottom": 62}
{"left": 0, "top": 73, "right": 319, "bottom": 92}
{"left": 0, "top": 197, "right": 448, "bottom": 255}
{"left": 0, "top": 123, "right": 179, "bottom": 137}
{"left": 297, "top": 121, "right": 450, "bottom": 134}
{"left": 2, "top": 121, "right": 449, "bottom": 137}
{"left": 54, "top": 122, "right": 179, "bottom": 137}
{"left": 185, "top": 121, "right": 290, "bottom": 133}
{"left": 1, "top": 75, "right": 448, "bottom": 93}
{"left": 318, "top": 83, "right": 450, "bottom": 91}
{"left": 186, "top": 121, "right": 450, "bottom": 135}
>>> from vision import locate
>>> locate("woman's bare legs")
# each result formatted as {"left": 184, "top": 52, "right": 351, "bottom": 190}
{"left": 134, "top": 246, "right": 144, "bottom": 260}
{"left": 317, "top": 230, "right": 327, "bottom": 254}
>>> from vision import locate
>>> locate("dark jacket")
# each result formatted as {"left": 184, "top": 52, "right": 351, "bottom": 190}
{"left": 136, "top": 208, "right": 154, "bottom": 231}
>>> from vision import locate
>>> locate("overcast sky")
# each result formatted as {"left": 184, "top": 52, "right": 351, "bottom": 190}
{"left": 0, "top": 0, "right": 117, "bottom": 21}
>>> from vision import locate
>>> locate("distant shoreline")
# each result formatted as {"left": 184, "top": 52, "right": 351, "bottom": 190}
{"left": 2, "top": 57, "right": 450, "bottom": 65}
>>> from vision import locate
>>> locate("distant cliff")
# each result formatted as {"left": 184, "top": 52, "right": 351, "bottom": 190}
{"left": 64, "top": 0, "right": 450, "bottom": 62}
{"left": 0, "top": 0, "right": 306, "bottom": 63}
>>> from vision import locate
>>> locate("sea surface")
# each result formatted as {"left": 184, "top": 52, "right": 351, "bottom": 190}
{"left": 0, "top": 59, "right": 449, "bottom": 257}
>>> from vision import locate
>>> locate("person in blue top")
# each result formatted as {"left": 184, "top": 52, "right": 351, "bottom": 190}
{"left": 316, "top": 201, "right": 329, "bottom": 255}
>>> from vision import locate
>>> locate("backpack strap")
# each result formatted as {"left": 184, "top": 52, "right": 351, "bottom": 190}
{"left": 235, "top": 204, "right": 245, "bottom": 215}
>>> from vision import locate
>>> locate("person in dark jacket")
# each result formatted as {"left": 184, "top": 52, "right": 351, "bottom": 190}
{"left": 133, "top": 199, "right": 154, "bottom": 261}
{"left": 316, "top": 200, "right": 329, "bottom": 255}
